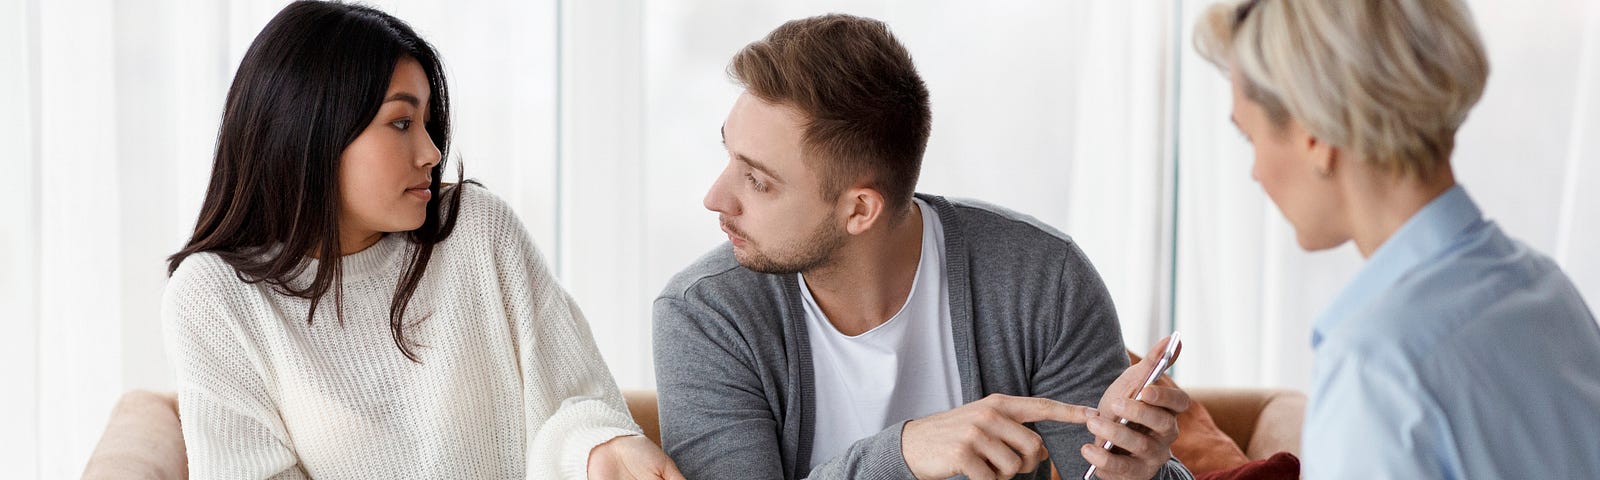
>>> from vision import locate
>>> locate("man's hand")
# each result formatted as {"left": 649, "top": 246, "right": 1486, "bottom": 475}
{"left": 587, "top": 434, "right": 686, "bottom": 480}
{"left": 903, "top": 393, "right": 1094, "bottom": 480}
{"left": 1080, "top": 336, "right": 1191, "bottom": 480}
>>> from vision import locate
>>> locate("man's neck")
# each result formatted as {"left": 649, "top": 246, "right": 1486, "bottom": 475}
{"left": 803, "top": 204, "right": 925, "bottom": 336}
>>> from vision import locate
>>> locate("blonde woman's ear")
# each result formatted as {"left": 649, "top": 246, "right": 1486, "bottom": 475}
{"left": 1305, "top": 134, "right": 1337, "bottom": 179}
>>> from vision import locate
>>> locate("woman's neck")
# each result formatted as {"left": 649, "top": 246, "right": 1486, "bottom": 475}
{"left": 1345, "top": 167, "right": 1457, "bottom": 258}
{"left": 305, "top": 229, "right": 384, "bottom": 259}
{"left": 340, "top": 229, "right": 385, "bottom": 256}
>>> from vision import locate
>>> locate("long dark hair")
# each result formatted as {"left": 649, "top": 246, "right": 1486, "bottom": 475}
{"left": 168, "top": 0, "right": 465, "bottom": 362}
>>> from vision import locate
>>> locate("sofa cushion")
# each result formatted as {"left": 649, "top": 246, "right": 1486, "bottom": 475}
{"left": 1194, "top": 452, "right": 1299, "bottom": 480}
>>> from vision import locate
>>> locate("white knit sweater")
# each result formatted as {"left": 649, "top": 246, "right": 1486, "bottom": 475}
{"left": 162, "top": 185, "right": 641, "bottom": 479}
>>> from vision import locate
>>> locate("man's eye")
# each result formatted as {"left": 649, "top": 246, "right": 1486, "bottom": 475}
{"left": 744, "top": 172, "right": 767, "bottom": 192}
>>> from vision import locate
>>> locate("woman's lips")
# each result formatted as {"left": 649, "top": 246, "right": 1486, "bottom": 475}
{"left": 406, "top": 181, "right": 432, "bottom": 201}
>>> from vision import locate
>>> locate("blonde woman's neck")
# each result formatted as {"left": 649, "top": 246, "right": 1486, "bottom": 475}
{"left": 1343, "top": 163, "right": 1458, "bottom": 258}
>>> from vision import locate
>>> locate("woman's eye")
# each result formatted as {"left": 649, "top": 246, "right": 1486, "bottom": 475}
{"left": 391, "top": 119, "right": 413, "bottom": 130}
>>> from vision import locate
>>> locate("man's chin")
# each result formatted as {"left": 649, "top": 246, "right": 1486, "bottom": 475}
{"left": 733, "top": 249, "right": 799, "bottom": 275}
{"left": 732, "top": 250, "right": 768, "bottom": 273}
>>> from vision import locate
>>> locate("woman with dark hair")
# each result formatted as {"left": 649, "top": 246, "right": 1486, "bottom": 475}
{"left": 162, "top": 2, "right": 681, "bottom": 478}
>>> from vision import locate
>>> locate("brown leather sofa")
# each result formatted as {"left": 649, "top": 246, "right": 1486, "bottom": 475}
{"left": 83, "top": 388, "right": 1303, "bottom": 479}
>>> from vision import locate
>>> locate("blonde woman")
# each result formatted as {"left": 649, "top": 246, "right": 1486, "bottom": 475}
{"left": 1194, "top": 0, "right": 1600, "bottom": 477}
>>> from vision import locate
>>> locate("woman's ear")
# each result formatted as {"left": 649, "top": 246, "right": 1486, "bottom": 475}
{"left": 1306, "top": 133, "right": 1337, "bottom": 178}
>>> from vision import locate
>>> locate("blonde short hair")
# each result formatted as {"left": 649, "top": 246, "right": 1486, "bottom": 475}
{"left": 1194, "top": 0, "right": 1490, "bottom": 179}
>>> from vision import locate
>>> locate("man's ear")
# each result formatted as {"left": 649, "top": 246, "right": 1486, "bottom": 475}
{"left": 841, "top": 186, "right": 887, "bottom": 235}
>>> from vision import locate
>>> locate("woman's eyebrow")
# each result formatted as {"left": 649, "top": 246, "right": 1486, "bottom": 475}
{"left": 384, "top": 92, "right": 422, "bottom": 107}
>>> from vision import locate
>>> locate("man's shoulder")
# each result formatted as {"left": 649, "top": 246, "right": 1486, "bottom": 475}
{"left": 921, "top": 193, "right": 1083, "bottom": 266}
{"left": 657, "top": 243, "right": 787, "bottom": 308}
{"left": 653, "top": 244, "right": 793, "bottom": 354}
{"left": 926, "top": 194, "right": 1075, "bottom": 247}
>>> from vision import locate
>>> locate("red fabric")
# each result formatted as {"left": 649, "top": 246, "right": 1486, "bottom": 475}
{"left": 1194, "top": 452, "right": 1300, "bottom": 480}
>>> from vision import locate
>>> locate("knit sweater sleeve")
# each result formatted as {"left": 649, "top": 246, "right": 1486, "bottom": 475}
{"left": 652, "top": 295, "right": 790, "bottom": 479}
{"left": 466, "top": 186, "right": 644, "bottom": 479}
{"left": 162, "top": 256, "right": 309, "bottom": 480}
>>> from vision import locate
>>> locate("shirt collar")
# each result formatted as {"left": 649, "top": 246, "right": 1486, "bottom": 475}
{"left": 1311, "top": 185, "right": 1484, "bottom": 346}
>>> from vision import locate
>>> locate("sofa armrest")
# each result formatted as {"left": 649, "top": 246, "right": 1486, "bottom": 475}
{"left": 1188, "top": 387, "right": 1305, "bottom": 460}
{"left": 83, "top": 390, "right": 186, "bottom": 480}
{"left": 1243, "top": 389, "right": 1305, "bottom": 460}
{"left": 622, "top": 389, "right": 661, "bottom": 446}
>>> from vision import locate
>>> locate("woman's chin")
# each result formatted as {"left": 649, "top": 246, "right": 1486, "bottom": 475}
{"left": 385, "top": 215, "right": 427, "bottom": 234}
{"left": 1294, "top": 231, "right": 1346, "bottom": 252}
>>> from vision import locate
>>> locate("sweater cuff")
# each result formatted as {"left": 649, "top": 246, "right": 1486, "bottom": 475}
{"left": 534, "top": 397, "right": 644, "bottom": 479}
{"left": 560, "top": 428, "right": 646, "bottom": 480}
{"left": 858, "top": 420, "right": 918, "bottom": 479}
{"left": 1154, "top": 457, "right": 1195, "bottom": 480}
{"left": 804, "top": 419, "right": 916, "bottom": 479}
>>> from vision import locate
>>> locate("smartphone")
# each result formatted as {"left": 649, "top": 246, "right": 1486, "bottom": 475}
{"left": 1082, "top": 332, "right": 1182, "bottom": 480}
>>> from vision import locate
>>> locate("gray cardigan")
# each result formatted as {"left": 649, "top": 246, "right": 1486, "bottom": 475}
{"left": 653, "top": 194, "right": 1191, "bottom": 480}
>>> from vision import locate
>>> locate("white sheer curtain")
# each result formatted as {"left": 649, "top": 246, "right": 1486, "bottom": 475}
{"left": 1172, "top": 0, "right": 1600, "bottom": 390}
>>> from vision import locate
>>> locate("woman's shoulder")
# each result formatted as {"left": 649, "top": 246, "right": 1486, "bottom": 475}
{"left": 162, "top": 251, "right": 266, "bottom": 328}
{"left": 446, "top": 182, "right": 516, "bottom": 232}
{"left": 449, "top": 180, "right": 507, "bottom": 211}
{"left": 443, "top": 182, "right": 542, "bottom": 249}
{"left": 167, "top": 252, "right": 248, "bottom": 297}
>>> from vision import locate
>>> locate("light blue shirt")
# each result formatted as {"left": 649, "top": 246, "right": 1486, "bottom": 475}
{"left": 1304, "top": 185, "right": 1600, "bottom": 479}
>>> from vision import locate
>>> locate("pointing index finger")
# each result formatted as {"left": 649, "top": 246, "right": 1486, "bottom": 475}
{"left": 994, "top": 396, "right": 1095, "bottom": 425}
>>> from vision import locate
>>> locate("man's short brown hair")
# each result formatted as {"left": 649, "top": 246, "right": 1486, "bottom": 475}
{"left": 729, "top": 14, "right": 932, "bottom": 217}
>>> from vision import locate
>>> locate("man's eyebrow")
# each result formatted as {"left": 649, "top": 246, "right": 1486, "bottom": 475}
{"left": 735, "top": 152, "right": 782, "bottom": 183}
{"left": 719, "top": 126, "right": 783, "bottom": 182}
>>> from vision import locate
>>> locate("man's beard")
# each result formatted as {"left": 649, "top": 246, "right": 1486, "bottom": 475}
{"left": 729, "top": 217, "right": 847, "bottom": 275}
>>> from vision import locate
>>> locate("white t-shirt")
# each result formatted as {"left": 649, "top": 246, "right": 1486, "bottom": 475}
{"left": 800, "top": 198, "right": 962, "bottom": 470}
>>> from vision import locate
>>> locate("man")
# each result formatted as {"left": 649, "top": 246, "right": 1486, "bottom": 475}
{"left": 653, "top": 14, "right": 1192, "bottom": 480}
